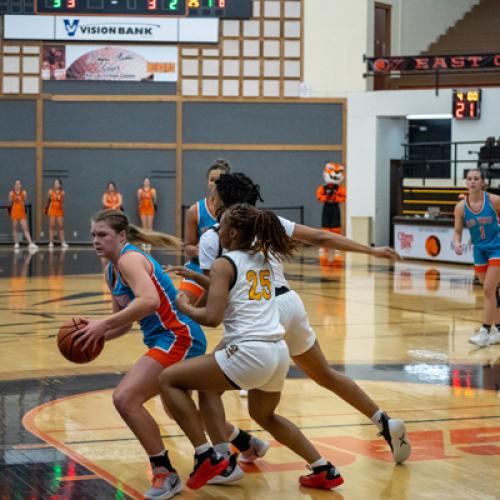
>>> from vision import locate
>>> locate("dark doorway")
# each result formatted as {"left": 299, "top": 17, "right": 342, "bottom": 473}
{"left": 374, "top": 3, "right": 391, "bottom": 90}
{"left": 389, "top": 159, "right": 403, "bottom": 246}
{"left": 406, "top": 119, "right": 452, "bottom": 179}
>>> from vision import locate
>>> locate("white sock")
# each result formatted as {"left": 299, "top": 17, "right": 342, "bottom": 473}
{"left": 228, "top": 425, "right": 240, "bottom": 442}
{"left": 214, "top": 442, "right": 231, "bottom": 457}
{"left": 149, "top": 449, "right": 166, "bottom": 458}
{"left": 371, "top": 409, "right": 384, "bottom": 431}
{"left": 310, "top": 458, "right": 328, "bottom": 468}
{"left": 195, "top": 443, "right": 211, "bottom": 455}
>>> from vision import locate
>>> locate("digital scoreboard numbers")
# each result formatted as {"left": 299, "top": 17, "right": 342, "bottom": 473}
{"left": 452, "top": 89, "right": 481, "bottom": 120}
{"left": 36, "top": 0, "right": 252, "bottom": 18}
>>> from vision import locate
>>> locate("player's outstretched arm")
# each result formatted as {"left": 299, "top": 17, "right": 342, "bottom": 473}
{"left": 291, "top": 223, "right": 401, "bottom": 260}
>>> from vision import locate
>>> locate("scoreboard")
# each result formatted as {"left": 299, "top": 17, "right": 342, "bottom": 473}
{"left": 35, "top": 0, "right": 252, "bottom": 18}
{"left": 452, "top": 89, "right": 481, "bottom": 120}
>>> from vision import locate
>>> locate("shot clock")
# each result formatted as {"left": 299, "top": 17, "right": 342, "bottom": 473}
{"left": 35, "top": 0, "right": 252, "bottom": 18}
{"left": 452, "top": 89, "right": 481, "bottom": 120}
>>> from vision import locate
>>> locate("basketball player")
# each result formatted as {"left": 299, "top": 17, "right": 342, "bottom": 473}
{"left": 46, "top": 178, "right": 68, "bottom": 249}
{"left": 8, "top": 180, "right": 37, "bottom": 250}
{"left": 182, "top": 172, "right": 411, "bottom": 466}
{"left": 102, "top": 181, "right": 123, "bottom": 210}
{"left": 74, "top": 209, "right": 207, "bottom": 500}
{"left": 159, "top": 203, "right": 344, "bottom": 493}
{"left": 454, "top": 168, "right": 500, "bottom": 347}
{"left": 179, "top": 159, "right": 232, "bottom": 303}
{"left": 137, "top": 177, "right": 157, "bottom": 233}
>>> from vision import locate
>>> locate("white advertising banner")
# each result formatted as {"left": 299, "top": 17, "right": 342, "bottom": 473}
{"left": 42, "top": 44, "right": 178, "bottom": 82}
{"left": 4, "top": 16, "right": 219, "bottom": 44}
{"left": 54, "top": 16, "right": 178, "bottom": 42}
{"left": 4, "top": 15, "right": 54, "bottom": 40}
{"left": 394, "top": 223, "right": 474, "bottom": 264}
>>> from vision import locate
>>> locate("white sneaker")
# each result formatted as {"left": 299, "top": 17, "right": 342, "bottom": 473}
{"left": 144, "top": 467, "right": 182, "bottom": 500}
{"left": 378, "top": 413, "right": 412, "bottom": 464}
{"left": 239, "top": 436, "right": 270, "bottom": 463}
{"left": 469, "top": 327, "right": 491, "bottom": 347}
{"left": 48, "top": 242, "right": 54, "bottom": 249}
{"left": 239, "top": 389, "right": 248, "bottom": 397}
{"left": 14, "top": 242, "right": 20, "bottom": 250}
{"left": 61, "top": 241, "right": 69, "bottom": 249}
{"left": 207, "top": 453, "right": 244, "bottom": 484}
{"left": 488, "top": 326, "right": 500, "bottom": 345}
{"left": 29, "top": 242, "right": 38, "bottom": 250}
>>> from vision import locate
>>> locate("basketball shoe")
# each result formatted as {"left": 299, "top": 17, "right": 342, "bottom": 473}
{"left": 239, "top": 435, "right": 270, "bottom": 463}
{"left": 144, "top": 467, "right": 182, "bottom": 500}
{"left": 378, "top": 412, "right": 411, "bottom": 464}
{"left": 186, "top": 448, "right": 229, "bottom": 490}
{"left": 207, "top": 453, "right": 244, "bottom": 484}
{"left": 469, "top": 326, "right": 491, "bottom": 347}
{"left": 299, "top": 462, "right": 344, "bottom": 490}
{"left": 488, "top": 326, "right": 500, "bottom": 345}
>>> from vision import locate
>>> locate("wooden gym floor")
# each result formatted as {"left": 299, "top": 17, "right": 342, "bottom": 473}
{"left": 0, "top": 246, "right": 498, "bottom": 499}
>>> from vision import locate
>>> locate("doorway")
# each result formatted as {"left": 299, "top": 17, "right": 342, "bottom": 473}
{"left": 374, "top": 3, "right": 391, "bottom": 91}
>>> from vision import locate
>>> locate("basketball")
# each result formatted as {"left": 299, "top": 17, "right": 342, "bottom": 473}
{"left": 57, "top": 318, "right": 104, "bottom": 364}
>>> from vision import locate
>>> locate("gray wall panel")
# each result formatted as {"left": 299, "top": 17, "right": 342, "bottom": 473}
{"left": 43, "top": 81, "right": 177, "bottom": 95}
{"left": 43, "top": 149, "right": 176, "bottom": 241}
{"left": 44, "top": 102, "right": 176, "bottom": 143}
{"left": 0, "top": 149, "right": 36, "bottom": 240}
{"left": 183, "top": 150, "right": 343, "bottom": 229}
{"left": 183, "top": 103, "right": 343, "bottom": 145}
{"left": 0, "top": 101, "right": 35, "bottom": 141}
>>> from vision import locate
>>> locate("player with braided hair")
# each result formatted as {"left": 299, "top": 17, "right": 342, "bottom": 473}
{"left": 160, "top": 203, "right": 344, "bottom": 493}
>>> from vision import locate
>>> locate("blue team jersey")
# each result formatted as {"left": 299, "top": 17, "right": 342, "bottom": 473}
{"left": 464, "top": 192, "right": 500, "bottom": 250}
{"left": 196, "top": 198, "right": 217, "bottom": 238}
{"left": 107, "top": 243, "right": 206, "bottom": 357}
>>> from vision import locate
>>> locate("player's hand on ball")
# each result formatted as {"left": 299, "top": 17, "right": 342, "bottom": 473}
{"left": 75, "top": 319, "right": 107, "bottom": 351}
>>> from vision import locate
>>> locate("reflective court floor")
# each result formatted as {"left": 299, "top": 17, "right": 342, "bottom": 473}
{"left": 0, "top": 246, "right": 498, "bottom": 499}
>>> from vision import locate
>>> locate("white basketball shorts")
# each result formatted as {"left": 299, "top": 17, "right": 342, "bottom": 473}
{"left": 215, "top": 339, "right": 290, "bottom": 392}
{"left": 277, "top": 290, "right": 317, "bottom": 357}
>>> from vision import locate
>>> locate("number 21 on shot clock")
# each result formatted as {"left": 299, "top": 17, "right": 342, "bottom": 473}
{"left": 452, "top": 88, "right": 481, "bottom": 120}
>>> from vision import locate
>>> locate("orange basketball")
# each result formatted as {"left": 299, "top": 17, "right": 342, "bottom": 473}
{"left": 57, "top": 318, "right": 104, "bottom": 364}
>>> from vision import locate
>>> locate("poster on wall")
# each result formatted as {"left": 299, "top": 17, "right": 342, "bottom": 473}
{"left": 41, "top": 45, "right": 178, "bottom": 82}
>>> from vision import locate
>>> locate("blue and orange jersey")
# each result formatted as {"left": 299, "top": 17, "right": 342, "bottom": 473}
{"left": 107, "top": 243, "right": 205, "bottom": 349}
{"left": 196, "top": 198, "right": 217, "bottom": 238}
{"left": 464, "top": 192, "right": 500, "bottom": 249}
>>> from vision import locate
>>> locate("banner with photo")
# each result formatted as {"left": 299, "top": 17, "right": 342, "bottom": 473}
{"left": 41, "top": 44, "right": 178, "bottom": 82}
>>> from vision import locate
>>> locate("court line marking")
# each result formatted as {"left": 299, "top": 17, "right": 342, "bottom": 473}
{"left": 22, "top": 389, "right": 144, "bottom": 500}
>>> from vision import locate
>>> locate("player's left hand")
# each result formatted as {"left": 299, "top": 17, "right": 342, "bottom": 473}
{"left": 163, "top": 264, "right": 195, "bottom": 279}
{"left": 74, "top": 319, "right": 107, "bottom": 351}
{"left": 371, "top": 246, "right": 402, "bottom": 261}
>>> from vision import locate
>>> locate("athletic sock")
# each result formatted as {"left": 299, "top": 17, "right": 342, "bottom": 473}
{"left": 149, "top": 450, "right": 174, "bottom": 471}
{"left": 370, "top": 409, "right": 384, "bottom": 431}
{"left": 194, "top": 443, "right": 211, "bottom": 456}
{"left": 483, "top": 324, "right": 491, "bottom": 330}
{"left": 228, "top": 425, "right": 240, "bottom": 442}
{"left": 230, "top": 428, "right": 252, "bottom": 452}
{"left": 310, "top": 458, "right": 328, "bottom": 469}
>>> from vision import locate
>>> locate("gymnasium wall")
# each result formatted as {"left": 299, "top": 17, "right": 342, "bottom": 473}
{"left": 347, "top": 87, "right": 500, "bottom": 246}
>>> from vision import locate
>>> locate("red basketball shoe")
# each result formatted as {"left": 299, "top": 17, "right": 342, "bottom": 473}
{"left": 299, "top": 462, "right": 344, "bottom": 490}
{"left": 186, "top": 449, "right": 229, "bottom": 490}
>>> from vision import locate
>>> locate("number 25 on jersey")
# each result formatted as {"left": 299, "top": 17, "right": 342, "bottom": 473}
{"left": 247, "top": 270, "right": 271, "bottom": 300}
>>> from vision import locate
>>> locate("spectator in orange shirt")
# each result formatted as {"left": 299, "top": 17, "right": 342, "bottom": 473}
{"left": 46, "top": 178, "right": 68, "bottom": 249}
{"left": 8, "top": 180, "right": 37, "bottom": 251}
{"left": 137, "top": 177, "right": 157, "bottom": 231}
{"left": 102, "top": 181, "right": 123, "bottom": 211}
